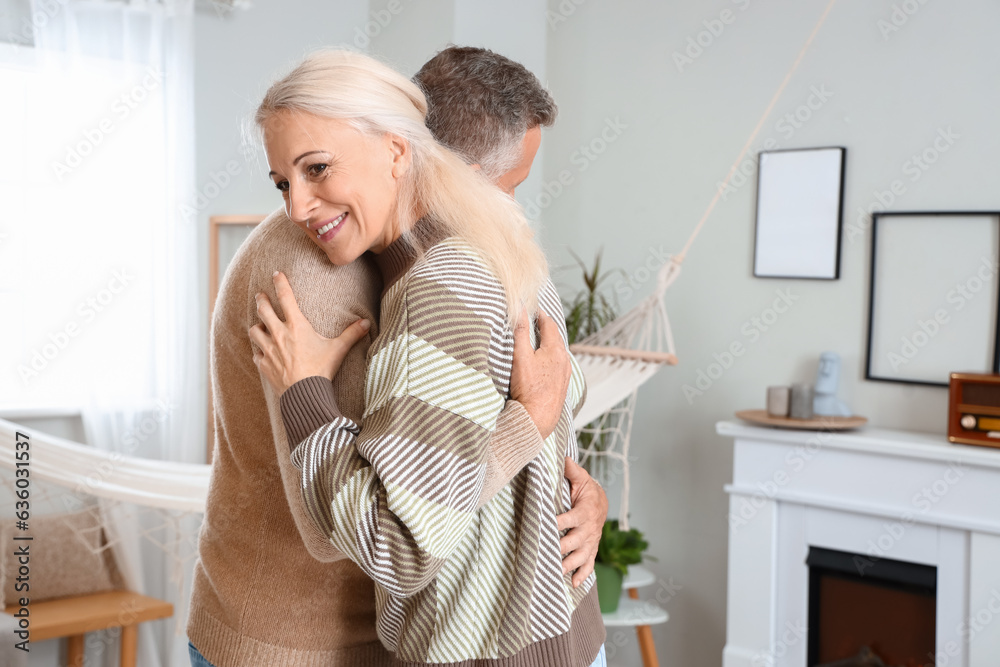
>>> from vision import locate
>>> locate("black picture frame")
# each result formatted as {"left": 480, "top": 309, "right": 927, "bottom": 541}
{"left": 865, "top": 211, "right": 1000, "bottom": 387}
{"left": 752, "top": 146, "right": 847, "bottom": 280}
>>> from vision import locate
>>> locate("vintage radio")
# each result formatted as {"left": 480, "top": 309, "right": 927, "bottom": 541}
{"left": 948, "top": 372, "right": 1000, "bottom": 449}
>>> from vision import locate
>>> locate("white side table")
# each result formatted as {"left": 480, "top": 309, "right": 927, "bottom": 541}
{"left": 600, "top": 565, "right": 668, "bottom": 666}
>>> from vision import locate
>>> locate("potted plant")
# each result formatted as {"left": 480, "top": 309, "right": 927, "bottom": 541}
{"left": 562, "top": 249, "right": 621, "bottom": 479}
{"left": 561, "top": 251, "right": 653, "bottom": 613}
{"left": 594, "top": 519, "right": 650, "bottom": 613}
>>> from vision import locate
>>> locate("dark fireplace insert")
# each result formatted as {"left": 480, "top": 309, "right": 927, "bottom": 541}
{"left": 807, "top": 546, "right": 936, "bottom": 667}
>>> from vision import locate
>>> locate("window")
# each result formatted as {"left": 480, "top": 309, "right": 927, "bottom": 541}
{"left": 1, "top": 45, "right": 171, "bottom": 407}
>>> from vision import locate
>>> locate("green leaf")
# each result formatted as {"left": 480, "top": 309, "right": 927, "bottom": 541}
{"left": 560, "top": 247, "right": 623, "bottom": 479}
{"left": 596, "top": 519, "right": 649, "bottom": 576}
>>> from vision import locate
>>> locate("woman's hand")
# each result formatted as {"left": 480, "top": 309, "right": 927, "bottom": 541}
{"left": 249, "top": 271, "right": 371, "bottom": 395}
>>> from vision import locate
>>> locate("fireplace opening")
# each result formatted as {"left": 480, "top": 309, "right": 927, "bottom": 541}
{"left": 806, "top": 546, "right": 936, "bottom": 667}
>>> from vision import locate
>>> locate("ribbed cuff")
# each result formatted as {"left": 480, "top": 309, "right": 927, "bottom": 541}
{"left": 280, "top": 376, "right": 343, "bottom": 449}
{"left": 477, "top": 400, "right": 545, "bottom": 509}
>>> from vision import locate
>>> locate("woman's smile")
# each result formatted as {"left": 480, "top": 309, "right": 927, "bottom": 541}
{"left": 263, "top": 110, "right": 410, "bottom": 265}
{"left": 313, "top": 212, "right": 348, "bottom": 242}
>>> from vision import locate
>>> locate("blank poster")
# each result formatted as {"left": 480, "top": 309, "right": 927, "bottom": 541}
{"left": 867, "top": 213, "right": 1000, "bottom": 386}
{"left": 754, "top": 147, "right": 845, "bottom": 279}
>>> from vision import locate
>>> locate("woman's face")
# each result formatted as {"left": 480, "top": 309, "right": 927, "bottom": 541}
{"left": 263, "top": 109, "right": 410, "bottom": 265}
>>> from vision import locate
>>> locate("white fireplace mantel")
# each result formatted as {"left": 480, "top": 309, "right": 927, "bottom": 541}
{"left": 717, "top": 420, "right": 1000, "bottom": 667}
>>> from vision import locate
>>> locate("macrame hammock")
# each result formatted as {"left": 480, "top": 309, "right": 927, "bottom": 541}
{"left": 0, "top": 0, "right": 835, "bottom": 633}
{"left": 568, "top": 258, "right": 678, "bottom": 530}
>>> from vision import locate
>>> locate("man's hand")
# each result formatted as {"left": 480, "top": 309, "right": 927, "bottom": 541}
{"left": 557, "top": 457, "right": 608, "bottom": 587}
{"left": 510, "top": 311, "right": 571, "bottom": 440}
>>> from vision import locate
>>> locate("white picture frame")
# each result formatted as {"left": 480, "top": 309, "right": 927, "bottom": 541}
{"left": 753, "top": 147, "right": 846, "bottom": 280}
{"left": 865, "top": 211, "right": 1000, "bottom": 387}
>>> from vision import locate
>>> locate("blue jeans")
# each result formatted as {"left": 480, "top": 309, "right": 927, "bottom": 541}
{"left": 188, "top": 641, "right": 216, "bottom": 667}
{"left": 590, "top": 643, "right": 607, "bottom": 667}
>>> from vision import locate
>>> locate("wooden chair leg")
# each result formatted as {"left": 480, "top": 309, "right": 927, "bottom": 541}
{"left": 120, "top": 624, "right": 138, "bottom": 667}
{"left": 628, "top": 588, "right": 660, "bottom": 667}
{"left": 66, "top": 634, "right": 84, "bottom": 667}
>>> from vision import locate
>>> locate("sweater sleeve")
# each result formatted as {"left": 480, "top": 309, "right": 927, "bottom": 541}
{"left": 281, "top": 258, "right": 512, "bottom": 598}
{"left": 476, "top": 400, "right": 542, "bottom": 509}
{"left": 472, "top": 278, "right": 581, "bottom": 498}
{"left": 283, "top": 382, "right": 543, "bottom": 494}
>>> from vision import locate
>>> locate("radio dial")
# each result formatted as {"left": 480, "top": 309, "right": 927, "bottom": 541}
{"left": 961, "top": 414, "right": 977, "bottom": 430}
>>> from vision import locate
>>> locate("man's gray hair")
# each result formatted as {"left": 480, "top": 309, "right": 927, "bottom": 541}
{"left": 414, "top": 46, "right": 557, "bottom": 180}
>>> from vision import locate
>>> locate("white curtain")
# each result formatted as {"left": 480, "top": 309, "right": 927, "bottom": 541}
{"left": 30, "top": 2, "right": 200, "bottom": 667}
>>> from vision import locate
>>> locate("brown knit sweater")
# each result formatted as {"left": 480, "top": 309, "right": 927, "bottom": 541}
{"left": 188, "top": 209, "right": 548, "bottom": 667}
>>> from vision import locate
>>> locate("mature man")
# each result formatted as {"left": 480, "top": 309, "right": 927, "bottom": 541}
{"left": 415, "top": 47, "right": 606, "bottom": 583}
{"left": 188, "top": 47, "right": 606, "bottom": 667}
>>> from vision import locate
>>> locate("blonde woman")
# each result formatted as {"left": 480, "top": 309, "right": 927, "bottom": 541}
{"left": 251, "top": 50, "right": 606, "bottom": 667}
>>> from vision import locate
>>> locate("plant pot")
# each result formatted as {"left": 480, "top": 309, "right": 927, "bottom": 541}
{"left": 594, "top": 562, "right": 624, "bottom": 614}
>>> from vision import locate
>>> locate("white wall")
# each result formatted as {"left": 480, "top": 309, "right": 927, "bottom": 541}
{"left": 365, "top": 0, "right": 453, "bottom": 75}
{"left": 368, "top": 0, "right": 550, "bottom": 219}
{"left": 191, "top": 0, "right": 370, "bottom": 464}
{"left": 193, "top": 0, "right": 370, "bottom": 219}
{"left": 539, "top": 0, "right": 1000, "bottom": 665}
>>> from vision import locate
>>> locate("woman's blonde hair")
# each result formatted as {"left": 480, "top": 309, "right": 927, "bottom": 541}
{"left": 253, "top": 49, "right": 548, "bottom": 324}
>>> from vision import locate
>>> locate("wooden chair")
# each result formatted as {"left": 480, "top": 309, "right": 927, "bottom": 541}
{"left": 601, "top": 565, "right": 669, "bottom": 667}
{"left": 3, "top": 590, "right": 173, "bottom": 667}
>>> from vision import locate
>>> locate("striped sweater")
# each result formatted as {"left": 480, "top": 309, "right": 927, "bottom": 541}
{"left": 281, "top": 232, "right": 605, "bottom": 666}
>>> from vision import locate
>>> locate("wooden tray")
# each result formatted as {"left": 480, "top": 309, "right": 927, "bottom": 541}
{"left": 735, "top": 409, "right": 868, "bottom": 431}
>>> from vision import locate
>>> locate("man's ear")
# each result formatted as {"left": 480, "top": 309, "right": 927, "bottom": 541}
{"left": 387, "top": 133, "right": 411, "bottom": 179}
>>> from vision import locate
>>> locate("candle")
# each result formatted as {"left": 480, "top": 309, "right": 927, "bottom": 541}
{"left": 790, "top": 383, "right": 814, "bottom": 420}
{"left": 767, "top": 386, "right": 791, "bottom": 417}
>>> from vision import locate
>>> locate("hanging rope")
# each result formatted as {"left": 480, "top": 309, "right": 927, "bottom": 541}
{"left": 570, "top": 0, "right": 841, "bottom": 529}
{"left": 675, "top": 0, "right": 840, "bottom": 266}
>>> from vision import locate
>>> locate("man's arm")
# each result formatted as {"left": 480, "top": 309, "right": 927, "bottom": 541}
{"left": 255, "top": 264, "right": 530, "bottom": 596}
{"left": 246, "top": 215, "right": 374, "bottom": 564}
{"left": 535, "top": 282, "right": 608, "bottom": 588}
{"left": 475, "top": 310, "right": 571, "bottom": 506}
